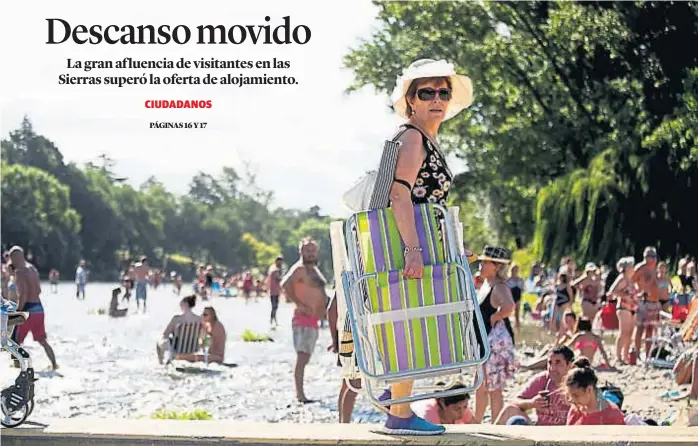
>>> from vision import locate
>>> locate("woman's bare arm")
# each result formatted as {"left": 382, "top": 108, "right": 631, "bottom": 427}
{"left": 389, "top": 130, "right": 426, "bottom": 252}
{"left": 490, "top": 283, "right": 515, "bottom": 324}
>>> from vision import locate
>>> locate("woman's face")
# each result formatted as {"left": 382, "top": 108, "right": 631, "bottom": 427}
{"left": 511, "top": 265, "right": 519, "bottom": 276}
{"left": 203, "top": 309, "right": 213, "bottom": 324}
{"left": 479, "top": 260, "right": 496, "bottom": 279}
{"left": 408, "top": 78, "right": 451, "bottom": 123}
{"left": 658, "top": 264, "right": 667, "bottom": 276}
{"left": 566, "top": 384, "right": 594, "bottom": 408}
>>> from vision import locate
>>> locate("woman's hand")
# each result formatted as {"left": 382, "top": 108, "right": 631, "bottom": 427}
{"left": 403, "top": 251, "right": 424, "bottom": 279}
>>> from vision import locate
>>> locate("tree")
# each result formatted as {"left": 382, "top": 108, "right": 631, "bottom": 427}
{"left": 344, "top": 1, "right": 698, "bottom": 264}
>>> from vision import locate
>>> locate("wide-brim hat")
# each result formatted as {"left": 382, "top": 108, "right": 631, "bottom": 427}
{"left": 391, "top": 59, "right": 473, "bottom": 122}
{"left": 477, "top": 246, "right": 511, "bottom": 264}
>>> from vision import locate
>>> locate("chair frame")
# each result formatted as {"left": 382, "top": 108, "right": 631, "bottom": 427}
{"left": 166, "top": 322, "right": 207, "bottom": 366}
{"left": 341, "top": 204, "right": 490, "bottom": 408}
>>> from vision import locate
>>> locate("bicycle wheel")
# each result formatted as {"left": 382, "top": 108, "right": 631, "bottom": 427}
{"left": 1, "top": 401, "right": 29, "bottom": 428}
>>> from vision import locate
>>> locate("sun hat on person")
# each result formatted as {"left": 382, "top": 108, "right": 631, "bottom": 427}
{"left": 584, "top": 262, "right": 598, "bottom": 272}
{"left": 390, "top": 59, "right": 473, "bottom": 121}
{"left": 477, "top": 246, "right": 511, "bottom": 264}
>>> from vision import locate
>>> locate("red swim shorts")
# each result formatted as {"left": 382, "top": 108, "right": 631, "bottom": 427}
{"left": 14, "top": 312, "right": 47, "bottom": 343}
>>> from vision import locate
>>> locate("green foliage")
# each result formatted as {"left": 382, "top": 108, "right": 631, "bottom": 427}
{"left": 345, "top": 1, "right": 698, "bottom": 263}
{"left": 241, "top": 329, "right": 274, "bottom": 342}
{"left": 512, "top": 247, "right": 537, "bottom": 279}
{"left": 150, "top": 409, "right": 212, "bottom": 420}
{"left": 1, "top": 118, "right": 334, "bottom": 280}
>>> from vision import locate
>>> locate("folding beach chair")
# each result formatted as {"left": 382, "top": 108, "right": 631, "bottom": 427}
{"left": 338, "top": 203, "right": 489, "bottom": 408}
{"left": 646, "top": 302, "right": 698, "bottom": 369}
{"left": 166, "top": 322, "right": 205, "bottom": 366}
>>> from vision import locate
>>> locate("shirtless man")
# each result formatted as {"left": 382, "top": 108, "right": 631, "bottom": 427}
{"left": 633, "top": 246, "right": 660, "bottom": 359}
{"left": 134, "top": 257, "right": 151, "bottom": 313}
{"left": 281, "top": 238, "right": 329, "bottom": 403}
{"left": 10, "top": 246, "right": 58, "bottom": 370}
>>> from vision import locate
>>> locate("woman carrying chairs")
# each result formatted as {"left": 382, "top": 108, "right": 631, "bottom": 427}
{"left": 335, "top": 59, "right": 490, "bottom": 435}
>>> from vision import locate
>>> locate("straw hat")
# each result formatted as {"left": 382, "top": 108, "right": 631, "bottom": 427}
{"left": 477, "top": 246, "right": 511, "bottom": 264}
{"left": 390, "top": 59, "right": 473, "bottom": 121}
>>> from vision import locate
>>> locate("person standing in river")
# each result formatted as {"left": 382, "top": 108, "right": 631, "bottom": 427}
{"left": 282, "top": 238, "right": 329, "bottom": 404}
{"left": 10, "top": 246, "right": 59, "bottom": 370}
{"left": 134, "top": 256, "right": 151, "bottom": 313}
{"left": 267, "top": 256, "right": 284, "bottom": 328}
{"left": 75, "top": 259, "right": 87, "bottom": 299}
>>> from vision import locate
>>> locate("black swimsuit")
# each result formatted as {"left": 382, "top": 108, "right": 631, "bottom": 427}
{"left": 393, "top": 124, "right": 453, "bottom": 206}
{"left": 474, "top": 286, "right": 515, "bottom": 359}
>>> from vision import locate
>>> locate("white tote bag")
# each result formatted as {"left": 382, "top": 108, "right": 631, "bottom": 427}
{"left": 342, "top": 126, "right": 413, "bottom": 212}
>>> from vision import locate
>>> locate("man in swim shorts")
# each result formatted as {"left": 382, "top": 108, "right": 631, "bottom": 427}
{"left": 633, "top": 246, "right": 660, "bottom": 359}
{"left": 10, "top": 246, "right": 59, "bottom": 370}
{"left": 282, "top": 238, "right": 328, "bottom": 403}
{"left": 134, "top": 256, "right": 150, "bottom": 313}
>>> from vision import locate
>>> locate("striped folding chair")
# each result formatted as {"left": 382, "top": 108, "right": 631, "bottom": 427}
{"left": 340, "top": 203, "right": 489, "bottom": 408}
{"left": 166, "top": 322, "right": 204, "bottom": 365}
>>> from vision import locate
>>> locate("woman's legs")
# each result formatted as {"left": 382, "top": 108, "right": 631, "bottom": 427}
{"left": 616, "top": 310, "right": 632, "bottom": 362}
{"left": 389, "top": 381, "right": 414, "bottom": 417}
{"left": 489, "top": 388, "right": 504, "bottom": 422}
{"left": 474, "top": 369, "right": 489, "bottom": 423}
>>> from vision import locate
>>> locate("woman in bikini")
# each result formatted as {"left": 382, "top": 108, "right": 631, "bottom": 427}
{"left": 573, "top": 263, "right": 603, "bottom": 321}
{"left": 657, "top": 261, "right": 672, "bottom": 311}
{"left": 608, "top": 256, "right": 637, "bottom": 364}
{"left": 569, "top": 317, "right": 614, "bottom": 369}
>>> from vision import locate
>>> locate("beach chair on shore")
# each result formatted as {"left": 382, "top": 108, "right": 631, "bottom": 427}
{"left": 337, "top": 203, "right": 489, "bottom": 409}
{"left": 166, "top": 322, "right": 205, "bottom": 366}
{"left": 646, "top": 302, "right": 698, "bottom": 369}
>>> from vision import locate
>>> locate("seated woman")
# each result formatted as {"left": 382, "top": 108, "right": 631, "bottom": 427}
{"left": 108, "top": 287, "right": 128, "bottom": 318}
{"left": 156, "top": 295, "right": 202, "bottom": 364}
{"left": 566, "top": 358, "right": 625, "bottom": 425}
{"left": 672, "top": 344, "right": 698, "bottom": 400}
{"left": 411, "top": 383, "right": 475, "bottom": 425}
{"left": 569, "top": 318, "right": 614, "bottom": 369}
{"left": 177, "top": 306, "right": 227, "bottom": 364}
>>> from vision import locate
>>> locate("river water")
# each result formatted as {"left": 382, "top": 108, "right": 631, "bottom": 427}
{"left": 0, "top": 281, "right": 382, "bottom": 422}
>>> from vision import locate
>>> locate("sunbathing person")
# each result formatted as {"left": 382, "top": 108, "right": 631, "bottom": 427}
{"left": 495, "top": 346, "right": 575, "bottom": 426}
{"left": 569, "top": 317, "right": 615, "bottom": 369}
{"left": 672, "top": 344, "right": 698, "bottom": 400}
{"left": 411, "top": 383, "right": 475, "bottom": 424}
{"left": 108, "top": 287, "right": 128, "bottom": 318}
{"left": 177, "top": 306, "right": 227, "bottom": 364}
{"left": 156, "top": 295, "right": 202, "bottom": 364}
{"left": 565, "top": 357, "right": 625, "bottom": 425}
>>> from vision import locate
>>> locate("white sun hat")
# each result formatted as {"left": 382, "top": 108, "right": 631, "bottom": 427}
{"left": 390, "top": 59, "right": 474, "bottom": 121}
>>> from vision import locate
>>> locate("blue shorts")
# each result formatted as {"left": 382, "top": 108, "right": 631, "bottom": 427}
{"left": 136, "top": 280, "right": 147, "bottom": 301}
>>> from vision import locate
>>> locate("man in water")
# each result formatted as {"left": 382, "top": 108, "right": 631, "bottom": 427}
{"left": 281, "top": 238, "right": 328, "bottom": 403}
{"left": 267, "top": 256, "right": 284, "bottom": 328}
{"left": 75, "top": 259, "right": 87, "bottom": 299}
{"left": 10, "top": 246, "right": 59, "bottom": 370}
{"left": 633, "top": 246, "right": 661, "bottom": 360}
{"left": 134, "top": 256, "right": 151, "bottom": 313}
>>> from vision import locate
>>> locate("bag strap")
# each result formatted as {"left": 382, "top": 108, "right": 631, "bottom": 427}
{"left": 367, "top": 125, "right": 419, "bottom": 210}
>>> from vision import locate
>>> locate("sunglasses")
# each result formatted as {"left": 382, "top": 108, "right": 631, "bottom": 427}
{"left": 416, "top": 87, "right": 452, "bottom": 101}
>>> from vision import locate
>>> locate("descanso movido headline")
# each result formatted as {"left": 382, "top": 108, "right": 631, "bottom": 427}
{"left": 46, "top": 17, "right": 311, "bottom": 45}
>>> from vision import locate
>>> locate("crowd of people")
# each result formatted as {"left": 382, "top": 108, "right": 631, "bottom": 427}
{"left": 2, "top": 56, "right": 697, "bottom": 434}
